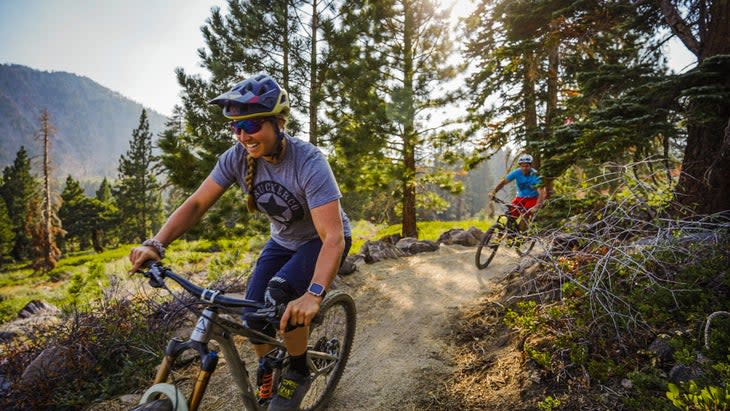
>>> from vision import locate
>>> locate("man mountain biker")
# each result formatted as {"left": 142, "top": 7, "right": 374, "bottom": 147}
{"left": 489, "top": 154, "right": 546, "bottom": 227}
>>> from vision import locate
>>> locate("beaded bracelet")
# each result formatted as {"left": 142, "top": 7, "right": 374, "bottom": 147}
{"left": 141, "top": 239, "right": 166, "bottom": 259}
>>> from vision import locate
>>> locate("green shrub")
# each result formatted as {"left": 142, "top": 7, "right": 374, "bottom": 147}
{"left": 537, "top": 395, "right": 562, "bottom": 411}
{"left": 504, "top": 301, "right": 541, "bottom": 333}
{"left": 0, "top": 290, "right": 181, "bottom": 410}
{"left": 667, "top": 381, "right": 730, "bottom": 411}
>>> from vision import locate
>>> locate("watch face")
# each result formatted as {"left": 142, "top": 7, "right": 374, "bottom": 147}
{"left": 308, "top": 283, "right": 325, "bottom": 296}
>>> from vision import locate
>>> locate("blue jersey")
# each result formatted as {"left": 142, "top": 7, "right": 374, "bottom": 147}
{"left": 505, "top": 168, "right": 542, "bottom": 198}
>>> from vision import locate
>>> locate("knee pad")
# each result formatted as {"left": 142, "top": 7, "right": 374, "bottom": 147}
{"left": 246, "top": 277, "right": 298, "bottom": 341}
{"left": 264, "top": 277, "right": 298, "bottom": 307}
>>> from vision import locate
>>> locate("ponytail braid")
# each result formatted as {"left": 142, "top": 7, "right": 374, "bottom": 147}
{"left": 243, "top": 117, "right": 288, "bottom": 213}
{"left": 245, "top": 154, "right": 257, "bottom": 212}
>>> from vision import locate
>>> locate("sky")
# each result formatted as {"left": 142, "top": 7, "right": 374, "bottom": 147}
{"left": 0, "top": 0, "right": 227, "bottom": 117}
{"left": 0, "top": 0, "right": 697, "bottom": 119}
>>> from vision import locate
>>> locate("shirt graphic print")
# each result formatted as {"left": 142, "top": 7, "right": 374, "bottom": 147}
{"left": 253, "top": 180, "right": 304, "bottom": 226}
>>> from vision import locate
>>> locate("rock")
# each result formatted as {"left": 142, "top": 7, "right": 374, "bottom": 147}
{"left": 0, "top": 331, "right": 17, "bottom": 343}
{"left": 0, "top": 374, "right": 11, "bottom": 396}
{"left": 669, "top": 364, "right": 703, "bottom": 384}
{"left": 466, "top": 226, "right": 485, "bottom": 240}
{"left": 338, "top": 255, "right": 360, "bottom": 276}
{"left": 409, "top": 240, "right": 439, "bottom": 254}
{"left": 0, "top": 300, "right": 62, "bottom": 344}
{"left": 395, "top": 237, "right": 439, "bottom": 254}
{"left": 119, "top": 394, "right": 141, "bottom": 405}
{"left": 377, "top": 234, "right": 402, "bottom": 245}
{"left": 648, "top": 335, "right": 673, "bottom": 364}
{"left": 20, "top": 345, "right": 91, "bottom": 387}
{"left": 359, "top": 240, "right": 406, "bottom": 263}
{"left": 437, "top": 228, "right": 480, "bottom": 246}
{"left": 17, "top": 300, "right": 60, "bottom": 319}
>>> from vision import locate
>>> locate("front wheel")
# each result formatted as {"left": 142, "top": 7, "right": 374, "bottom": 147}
{"left": 475, "top": 223, "right": 506, "bottom": 269}
{"left": 129, "top": 399, "right": 174, "bottom": 411}
{"left": 301, "top": 290, "right": 356, "bottom": 411}
{"left": 514, "top": 235, "right": 536, "bottom": 256}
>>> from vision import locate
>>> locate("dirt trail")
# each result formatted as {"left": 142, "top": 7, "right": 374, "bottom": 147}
{"left": 97, "top": 244, "right": 524, "bottom": 410}
{"left": 325, "top": 244, "right": 522, "bottom": 410}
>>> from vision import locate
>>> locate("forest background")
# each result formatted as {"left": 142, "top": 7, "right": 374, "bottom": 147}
{"left": 0, "top": 0, "right": 729, "bottom": 410}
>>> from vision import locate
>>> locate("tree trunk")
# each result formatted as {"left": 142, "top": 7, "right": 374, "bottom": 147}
{"left": 92, "top": 229, "right": 104, "bottom": 253}
{"left": 675, "top": 113, "right": 730, "bottom": 214}
{"left": 665, "top": 1, "right": 730, "bottom": 214}
{"left": 309, "top": 0, "right": 319, "bottom": 146}
{"left": 543, "top": 31, "right": 560, "bottom": 197}
{"left": 40, "top": 110, "right": 59, "bottom": 270}
{"left": 401, "top": 0, "right": 418, "bottom": 239}
{"left": 523, "top": 49, "right": 538, "bottom": 157}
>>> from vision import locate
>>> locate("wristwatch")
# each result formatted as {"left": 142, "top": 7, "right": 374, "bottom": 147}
{"left": 307, "top": 282, "right": 326, "bottom": 298}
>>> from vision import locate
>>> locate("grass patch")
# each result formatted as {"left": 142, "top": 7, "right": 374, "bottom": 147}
{"left": 372, "top": 218, "right": 493, "bottom": 242}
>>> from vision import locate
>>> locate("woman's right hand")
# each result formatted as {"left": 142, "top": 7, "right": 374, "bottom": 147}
{"left": 128, "top": 245, "right": 160, "bottom": 274}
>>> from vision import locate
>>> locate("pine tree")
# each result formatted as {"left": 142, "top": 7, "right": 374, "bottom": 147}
{"left": 657, "top": 0, "right": 730, "bottom": 213}
{"left": 59, "top": 175, "right": 116, "bottom": 253}
{"left": 166, "top": 0, "right": 355, "bottom": 193}
{"left": 0, "top": 197, "right": 14, "bottom": 265}
{"left": 326, "top": 0, "right": 460, "bottom": 237}
{"left": 0, "top": 146, "right": 39, "bottom": 261}
{"left": 156, "top": 1, "right": 359, "bottom": 239}
{"left": 59, "top": 175, "right": 87, "bottom": 250}
{"left": 113, "top": 109, "right": 163, "bottom": 243}
{"left": 95, "top": 177, "right": 112, "bottom": 203}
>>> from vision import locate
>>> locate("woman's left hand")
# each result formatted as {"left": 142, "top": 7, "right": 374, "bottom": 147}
{"left": 279, "top": 293, "right": 322, "bottom": 333}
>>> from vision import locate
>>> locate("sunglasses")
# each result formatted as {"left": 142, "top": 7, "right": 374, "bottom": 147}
{"left": 230, "top": 118, "right": 269, "bottom": 134}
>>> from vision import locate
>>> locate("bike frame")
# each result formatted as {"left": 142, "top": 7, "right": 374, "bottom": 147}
{"left": 138, "top": 263, "right": 340, "bottom": 411}
{"left": 495, "top": 198, "right": 529, "bottom": 235}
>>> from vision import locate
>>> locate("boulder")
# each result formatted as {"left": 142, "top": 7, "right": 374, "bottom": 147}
{"left": 338, "top": 254, "right": 364, "bottom": 276}
{"left": 359, "top": 240, "right": 406, "bottom": 263}
{"left": 20, "top": 345, "right": 91, "bottom": 387}
{"left": 437, "top": 228, "right": 480, "bottom": 246}
{"left": 0, "top": 300, "right": 62, "bottom": 344}
{"left": 395, "top": 237, "right": 439, "bottom": 254}
{"left": 17, "top": 300, "right": 60, "bottom": 319}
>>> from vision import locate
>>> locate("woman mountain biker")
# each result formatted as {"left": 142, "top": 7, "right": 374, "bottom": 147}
{"left": 489, "top": 154, "right": 546, "bottom": 228}
{"left": 128, "top": 73, "right": 352, "bottom": 411}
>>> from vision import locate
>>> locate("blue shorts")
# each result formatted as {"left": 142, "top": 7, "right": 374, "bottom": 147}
{"left": 244, "top": 236, "right": 352, "bottom": 308}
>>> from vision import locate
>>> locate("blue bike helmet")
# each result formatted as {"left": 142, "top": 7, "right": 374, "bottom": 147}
{"left": 209, "top": 73, "right": 290, "bottom": 120}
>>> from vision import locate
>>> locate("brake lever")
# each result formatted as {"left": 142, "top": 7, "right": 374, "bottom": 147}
{"left": 277, "top": 304, "right": 304, "bottom": 333}
{"left": 141, "top": 262, "right": 165, "bottom": 288}
{"left": 246, "top": 304, "right": 302, "bottom": 333}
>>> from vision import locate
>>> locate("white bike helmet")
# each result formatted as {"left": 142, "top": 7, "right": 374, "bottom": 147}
{"left": 518, "top": 154, "right": 533, "bottom": 164}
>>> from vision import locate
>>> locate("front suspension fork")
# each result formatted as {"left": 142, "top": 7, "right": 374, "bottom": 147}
{"left": 153, "top": 308, "right": 221, "bottom": 411}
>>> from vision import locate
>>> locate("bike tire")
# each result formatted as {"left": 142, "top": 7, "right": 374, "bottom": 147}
{"left": 475, "top": 223, "right": 505, "bottom": 269}
{"left": 300, "top": 290, "right": 356, "bottom": 411}
{"left": 129, "top": 398, "right": 174, "bottom": 411}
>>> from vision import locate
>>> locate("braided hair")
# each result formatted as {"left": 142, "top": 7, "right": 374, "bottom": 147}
{"left": 244, "top": 118, "right": 288, "bottom": 213}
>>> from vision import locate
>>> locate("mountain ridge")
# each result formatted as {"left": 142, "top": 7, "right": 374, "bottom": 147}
{"left": 0, "top": 64, "right": 168, "bottom": 180}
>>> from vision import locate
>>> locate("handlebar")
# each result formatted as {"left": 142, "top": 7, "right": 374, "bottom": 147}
{"left": 142, "top": 260, "right": 264, "bottom": 309}
{"left": 492, "top": 197, "right": 532, "bottom": 215}
{"left": 138, "top": 261, "right": 306, "bottom": 332}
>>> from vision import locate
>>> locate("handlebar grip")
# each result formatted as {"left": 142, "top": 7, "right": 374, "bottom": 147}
{"left": 244, "top": 304, "right": 303, "bottom": 332}
{"left": 141, "top": 260, "right": 166, "bottom": 288}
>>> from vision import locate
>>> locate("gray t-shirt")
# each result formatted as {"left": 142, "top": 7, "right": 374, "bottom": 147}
{"left": 210, "top": 134, "right": 351, "bottom": 250}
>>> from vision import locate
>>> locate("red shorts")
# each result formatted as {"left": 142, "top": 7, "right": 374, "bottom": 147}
{"left": 510, "top": 197, "right": 538, "bottom": 218}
